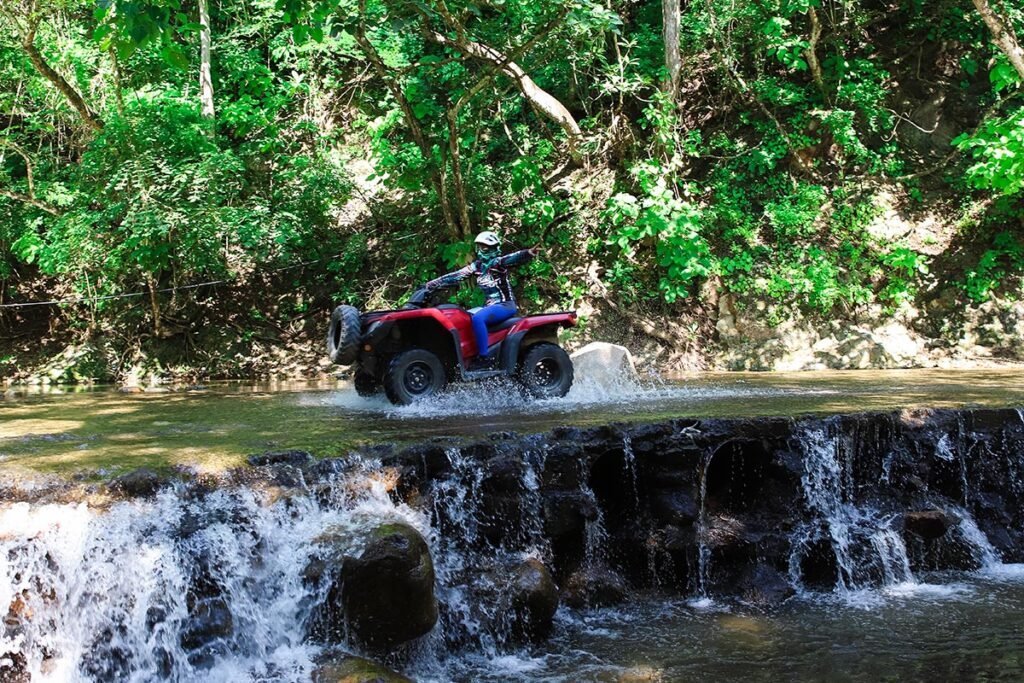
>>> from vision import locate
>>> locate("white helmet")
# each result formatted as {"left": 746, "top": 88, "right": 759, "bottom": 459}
{"left": 474, "top": 231, "right": 501, "bottom": 247}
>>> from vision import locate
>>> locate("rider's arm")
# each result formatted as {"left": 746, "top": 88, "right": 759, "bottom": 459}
{"left": 425, "top": 264, "right": 475, "bottom": 291}
{"left": 495, "top": 249, "right": 535, "bottom": 268}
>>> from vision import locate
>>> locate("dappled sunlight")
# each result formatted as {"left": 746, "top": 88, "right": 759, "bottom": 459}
{"left": 0, "top": 419, "right": 84, "bottom": 439}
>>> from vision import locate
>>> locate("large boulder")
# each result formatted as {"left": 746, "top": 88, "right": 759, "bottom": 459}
{"left": 312, "top": 655, "right": 412, "bottom": 683}
{"left": 508, "top": 558, "right": 559, "bottom": 641}
{"left": 570, "top": 342, "right": 638, "bottom": 385}
{"left": 309, "top": 522, "right": 437, "bottom": 650}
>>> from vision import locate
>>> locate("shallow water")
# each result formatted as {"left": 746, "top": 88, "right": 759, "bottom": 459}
{"left": 2, "top": 369, "right": 1024, "bottom": 475}
{"left": 437, "top": 568, "right": 1024, "bottom": 682}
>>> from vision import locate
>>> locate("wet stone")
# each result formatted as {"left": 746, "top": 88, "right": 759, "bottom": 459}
{"left": 312, "top": 655, "right": 412, "bottom": 683}
{"left": 562, "top": 566, "right": 629, "bottom": 608}
{"left": 180, "top": 596, "right": 233, "bottom": 666}
{"left": 903, "top": 510, "right": 953, "bottom": 540}
{"left": 737, "top": 564, "right": 795, "bottom": 608}
{"left": 310, "top": 522, "right": 437, "bottom": 650}
{"left": 246, "top": 450, "right": 312, "bottom": 467}
{"left": 509, "top": 558, "right": 559, "bottom": 641}
{"left": 109, "top": 467, "right": 167, "bottom": 498}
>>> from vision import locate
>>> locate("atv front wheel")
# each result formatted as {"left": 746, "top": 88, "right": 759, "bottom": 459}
{"left": 384, "top": 349, "right": 447, "bottom": 405}
{"left": 327, "top": 305, "right": 362, "bottom": 365}
{"left": 518, "top": 343, "right": 574, "bottom": 399}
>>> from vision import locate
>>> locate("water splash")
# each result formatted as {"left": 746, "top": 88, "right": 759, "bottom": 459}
{"left": 790, "top": 426, "right": 916, "bottom": 595}
{"left": 950, "top": 509, "right": 1002, "bottom": 570}
{"left": 0, "top": 479, "right": 428, "bottom": 682}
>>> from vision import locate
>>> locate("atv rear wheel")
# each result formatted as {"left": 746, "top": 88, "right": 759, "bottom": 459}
{"left": 518, "top": 343, "right": 574, "bottom": 399}
{"left": 384, "top": 349, "right": 446, "bottom": 405}
{"left": 327, "top": 305, "right": 362, "bottom": 365}
{"left": 354, "top": 371, "right": 380, "bottom": 397}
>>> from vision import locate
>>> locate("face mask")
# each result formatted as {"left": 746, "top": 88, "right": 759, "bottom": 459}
{"left": 476, "top": 246, "right": 499, "bottom": 261}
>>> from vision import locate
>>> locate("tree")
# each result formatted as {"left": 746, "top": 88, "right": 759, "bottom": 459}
{"left": 973, "top": 0, "right": 1024, "bottom": 81}
{"left": 662, "top": 0, "right": 680, "bottom": 100}
{"left": 198, "top": 0, "right": 215, "bottom": 120}
{"left": 0, "top": 0, "right": 104, "bottom": 132}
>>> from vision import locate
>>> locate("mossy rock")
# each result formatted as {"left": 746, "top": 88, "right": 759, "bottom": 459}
{"left": 312, "top": 656, "right": 412, "bottom": 683}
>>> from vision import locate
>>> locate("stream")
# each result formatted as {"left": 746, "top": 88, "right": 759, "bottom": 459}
{"left": 2, "top": 369, "right": 1024, "bottom": 681}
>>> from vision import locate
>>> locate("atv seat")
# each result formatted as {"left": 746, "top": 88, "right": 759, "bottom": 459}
{"left": 488, "top": 316, "right": 522, "bottom": 332}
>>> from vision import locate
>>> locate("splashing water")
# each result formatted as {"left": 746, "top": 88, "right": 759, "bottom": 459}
{"left": 0, "top": 478, "right": 429, "bottom": 682}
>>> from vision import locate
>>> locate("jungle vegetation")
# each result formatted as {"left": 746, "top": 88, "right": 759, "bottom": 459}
{"left": 0, "top": 0, "right": 1022, "bottom": 379}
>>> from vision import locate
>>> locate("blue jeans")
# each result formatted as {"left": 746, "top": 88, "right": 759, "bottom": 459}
{"left": 472, "top": 301, "right": 516, "bottom": 358}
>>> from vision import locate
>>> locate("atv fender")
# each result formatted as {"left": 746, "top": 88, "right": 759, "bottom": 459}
{"left": 499, "top": 322, "right": 569, "bottom": 371}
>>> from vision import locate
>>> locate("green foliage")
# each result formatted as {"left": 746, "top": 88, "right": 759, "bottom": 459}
{"left": 956, "top": 108, "right": 1024, "bottom": 196}
{"left": 1, "top": 0, "right": 1023, "bottom": 362}
{"left": 964, "top": 232, "right": 1024, "bottom": 302}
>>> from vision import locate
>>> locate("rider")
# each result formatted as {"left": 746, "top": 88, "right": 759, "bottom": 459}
{"left": 425, "top": 231, "right": 539, "bottom": 369}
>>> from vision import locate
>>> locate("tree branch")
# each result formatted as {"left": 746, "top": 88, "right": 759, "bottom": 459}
{"left": 973, "top": 0, "right": 1024, "bottom": 81}
{"left": 0, "top": 188, "right": 60, "bottom": 215}
{"left": 426, "top": 13, "right": 583, "bottom": 161}
{"left": 21, "top": 16, "right": 104, "bottom": 132}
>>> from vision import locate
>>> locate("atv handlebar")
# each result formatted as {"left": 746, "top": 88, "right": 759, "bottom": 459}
{"left": 403, "top": 286, "right": 447, "bottom": 310}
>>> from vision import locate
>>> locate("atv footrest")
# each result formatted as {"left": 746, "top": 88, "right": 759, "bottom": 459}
{"left": 461, "top": 368, "right": 508, "bottom": 381}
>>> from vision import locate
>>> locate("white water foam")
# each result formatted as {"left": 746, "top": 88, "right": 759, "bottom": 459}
{"left": 304, "top": 371, "right": 829, "bottom": 421}
{"left": 0, "top": 477, "right": 429, "bottom": 682}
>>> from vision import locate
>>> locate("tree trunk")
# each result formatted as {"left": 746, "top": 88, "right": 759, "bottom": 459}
{"left": 198, "top": 0, "right": 215, "bottom": 120}
{"left": 428, "top": 32, "right": 583, "bottom": 161}
{"left": 661, "top": 0, "right": 681, "bottom": 100}
{"left": 148, "top": 277, "right": 163, "bottom": 338}
{"left": 22, "top": 22, "right": 103, "bottom": 132}
{"left": 446, "top": 112, "right": 472, "bottom": 235}
{"left": 973, "top": 0, "right": 1024, "bottom": 81}
{"left": 804, "top": 7, "right": 826, "bottom": 100}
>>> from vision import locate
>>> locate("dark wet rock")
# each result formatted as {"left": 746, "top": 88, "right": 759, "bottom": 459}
{"left": 310, "top": 522, "right": 437, "bottom": 650}
{"left": 384, "top": 443, "right": 454, "bottom": 482}
{"left": 737, "top": 564, "right": 794, "bottom": 608}
{"left": 903, "top": 510, "right": 954, "bottom": 539}
{"left": 650, "top": 490, "right": 699, "bottom": 525}
{"left": 543, "top": 491, "right": 597, "bottom": 539}
{"left": 180, "top": 596, "right": 233, "bottom": 666}
{"left": 509, "top": 558, "right": 559, "bottom": 640}
{"left": 247, "top": 450, "right": 312, "bottom": 467}
{"left": 562, "top": 566, "right": 629, "bottom": 608}
{"left": 312, "top": 655, "right": 412, "bottom": 683}
{"left": 109, "top": 467, "right": 166, "bottom": 498}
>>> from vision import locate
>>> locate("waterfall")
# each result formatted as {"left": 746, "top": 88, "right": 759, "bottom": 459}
{"left": 0, "top": 477, "right": 427, "bottom": 682}
{"left": 694, "top": 450, "right": 712, "bottom": 598}
{"left": 789, "top": 426, "right": 915, "bottom": 593}
{"left": 951, "top": 509, "right": 1002, "bottom": 570}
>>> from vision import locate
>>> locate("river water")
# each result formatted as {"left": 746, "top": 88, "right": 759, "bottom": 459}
{"left": 3, "top": 368, "right": 1024, "bottom": 475}
{"left": 3, "top": 369, "right": 1024, "bottom": 681}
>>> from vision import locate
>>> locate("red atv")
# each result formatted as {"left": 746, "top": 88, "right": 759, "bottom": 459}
{"left": 327, "top": 287, "right": 577, "bottom": 405}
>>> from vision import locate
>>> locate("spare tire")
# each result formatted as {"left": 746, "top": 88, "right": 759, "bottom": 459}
{"left": 327, "top": 305, "right": 362, "bottom": 365}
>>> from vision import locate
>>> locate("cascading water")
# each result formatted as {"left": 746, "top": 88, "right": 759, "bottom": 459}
{"left": 788, "top": 426, "right": 916, "bottom": 594}
{"left": 0, "top": 473, "right": 429, "bottom": 682}
{"left": 691, "top": 448, "right": 716, "bottom": 601}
